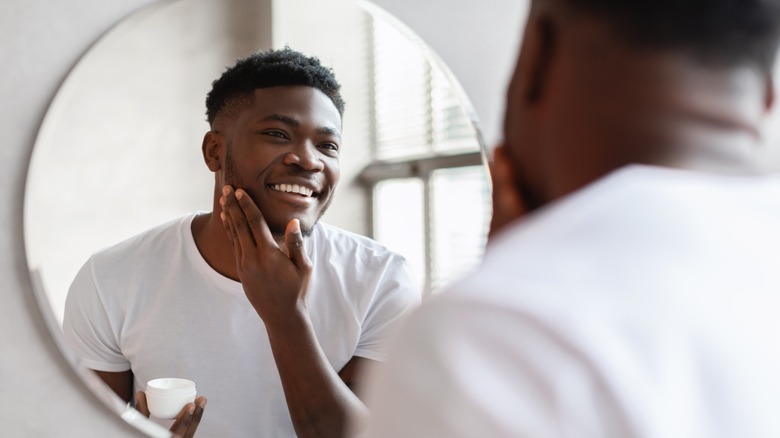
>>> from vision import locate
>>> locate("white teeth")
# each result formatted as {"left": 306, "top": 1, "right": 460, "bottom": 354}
{"left": 272, "top": 184, "right": 314, "bottom": 197}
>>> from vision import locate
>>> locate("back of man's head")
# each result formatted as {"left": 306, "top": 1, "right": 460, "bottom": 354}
{"left": 502, "top": 0, "right": 780, "bottom": 212}
{"left": 555, "top": 0, "right": 780, "bottom": 70}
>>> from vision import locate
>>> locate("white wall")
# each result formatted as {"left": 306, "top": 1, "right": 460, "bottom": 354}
{"left": 24, "top": 0, "right": 274, "bottom": 326}
{"left": 0, "top": 0, "right": 525, "bottom": 435}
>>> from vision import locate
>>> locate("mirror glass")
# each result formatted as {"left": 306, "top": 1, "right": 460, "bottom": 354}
{"left": 24, "top": 0, "right": 490, "bottom": 433}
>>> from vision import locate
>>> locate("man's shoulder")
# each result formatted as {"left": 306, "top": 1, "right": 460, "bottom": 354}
{"left": 440, "top": 164, "right": 780, "bottom": 312}
{"left": 90, "top": 213, "right": 193, "bottom": 264}
{"left": 489, "top": 164, "right": 780, "bottom": 249}
{"left": 312, "top": 222, "right": 401, "bottom": 260}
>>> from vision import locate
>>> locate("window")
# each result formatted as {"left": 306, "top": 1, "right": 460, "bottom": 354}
{"left": 360, "top": 8, "right": 492, "bottom": 296}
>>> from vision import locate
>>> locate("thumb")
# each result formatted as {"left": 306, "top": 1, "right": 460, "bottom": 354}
{"left": 284, "top": 219, "right": 310, "bottom": 269}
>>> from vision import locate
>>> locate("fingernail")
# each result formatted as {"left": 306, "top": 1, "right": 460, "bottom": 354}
{"left": 220, "top": 211, "right": 226, "bottom": 221}
{"left": 222, "top": 185, "right": 230, "bottom": 195}
{"left": 188, "top": 405, "right": 195, "bottom": 415}
{"left": 219, "top": 196, "right": 225, "bottom": 206}
{"left": 235, "top": 190, "right": 243, "bottom": 200}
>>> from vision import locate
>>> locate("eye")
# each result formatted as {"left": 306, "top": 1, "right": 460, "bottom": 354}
{"left": 259, "top": 130, "right": 290, "bottom": 140}
{"left": 318, "top": 142, "right": 339, "bottom": 153}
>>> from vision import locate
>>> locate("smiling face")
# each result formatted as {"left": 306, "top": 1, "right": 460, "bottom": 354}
{"left": 206, "top": 86, "right": 342, "bottom": 237}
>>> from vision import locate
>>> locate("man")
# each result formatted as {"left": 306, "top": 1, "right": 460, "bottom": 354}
{"left": 63, "top": 48, "right": 419, "bottom": 437}
{"left": 361, "top": 0, "right": 780, "bottom": 436}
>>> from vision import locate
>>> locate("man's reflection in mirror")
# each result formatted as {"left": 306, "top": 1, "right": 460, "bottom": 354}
{"left": 62, "top": 47, "right": 420, "bottom": 438}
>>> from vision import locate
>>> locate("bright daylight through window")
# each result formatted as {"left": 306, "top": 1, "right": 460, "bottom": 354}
{"left": 360, "top": 8, "right": 491, "bottom": 296}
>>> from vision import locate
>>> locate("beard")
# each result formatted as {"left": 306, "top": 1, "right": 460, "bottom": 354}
{"left": 222, "top": 146, "right": 329, "bottom": 238}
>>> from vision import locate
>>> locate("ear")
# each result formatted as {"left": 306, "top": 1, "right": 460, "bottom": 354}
{"left": 515, "top": 14, "right": 557, "bottom": 103}
{"left": 202, "top": 130, "right": 223, "bottom": 172}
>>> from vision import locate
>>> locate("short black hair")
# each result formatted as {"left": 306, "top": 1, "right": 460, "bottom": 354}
{"left": 205, "top": 47, "right": 345, "bottom": 125}
{"left": 558, "top": 0, "right": 780, "bottom": 70}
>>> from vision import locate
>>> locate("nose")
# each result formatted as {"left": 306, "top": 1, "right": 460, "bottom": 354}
{"left": 283, "top": 140, "right": 325, "bottom": 172}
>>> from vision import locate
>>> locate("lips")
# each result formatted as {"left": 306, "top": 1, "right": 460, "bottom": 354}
{"left": 269, "top": 183, "right": 316, "bottom": 197}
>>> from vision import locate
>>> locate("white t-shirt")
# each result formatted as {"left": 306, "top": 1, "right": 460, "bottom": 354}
{"left": 63, "top": 214, "right": 420, "bottom": 437}
{"left": 361, "top": 165, "right": 780, "bottom": 438}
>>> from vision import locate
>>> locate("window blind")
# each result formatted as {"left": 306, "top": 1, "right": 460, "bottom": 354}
{"left": 365, "top": 10, "right": 492, "bottom": 295}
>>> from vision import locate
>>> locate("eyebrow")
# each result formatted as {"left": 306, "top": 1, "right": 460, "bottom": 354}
{"left": 260, "top": 114, "right": 341, "bottom": 138}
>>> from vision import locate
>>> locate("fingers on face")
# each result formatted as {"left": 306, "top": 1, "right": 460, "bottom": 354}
{"left": 285, "top": 218, "right": 303, "bottom": 246}
{"left": 285, "top": 219, "right": 312, "bottom": 270}
{"left": 220, "top": 186, "right": 274, "bottom": 249}
{"left": 219, "top": 209, "right": 242, "bottom": 260}
{"left": 220, "top": 185, "right": 251, "bottom": 255}
{"left": 235, "top": 188, "right": 275, "bottom": 247}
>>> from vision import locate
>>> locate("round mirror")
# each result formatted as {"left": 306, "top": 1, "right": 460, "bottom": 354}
{"left": 24, "top": 0, "right": 490, "bottom": 434}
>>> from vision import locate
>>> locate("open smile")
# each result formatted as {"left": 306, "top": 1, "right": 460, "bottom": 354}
{"left": 269, "top": 183, "right": 317, "bottom": 198}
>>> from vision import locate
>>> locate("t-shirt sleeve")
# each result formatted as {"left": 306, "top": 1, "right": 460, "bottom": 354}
{"left": 62, "top": 256, "right": 131, "bottom": 372}
{"left": 354, "top": 255, "right": 421, "bottom": 362}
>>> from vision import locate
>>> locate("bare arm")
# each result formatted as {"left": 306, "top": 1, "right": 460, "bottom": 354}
{"left": 95, "top": 369, "right": 134, "bottom": 403}
{"left": 265, "top": 316, "right": 370, "bottom": 437}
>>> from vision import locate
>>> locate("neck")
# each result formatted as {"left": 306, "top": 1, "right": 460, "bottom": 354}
{"left": 546, "top": 50, "right": 771, "bottom": 200}
{"left": 192, "top": 190, "right": 295, "bottom": 282}
{"left": 191, "top": 211, "right": 240, "bottom": 281}
{"left": 613, "top": 62, "right": 766, "bottom": 172}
